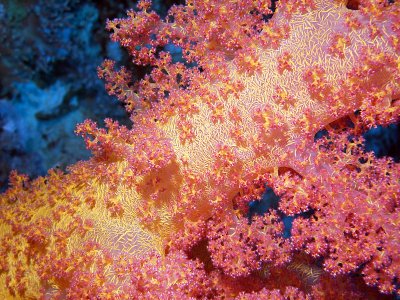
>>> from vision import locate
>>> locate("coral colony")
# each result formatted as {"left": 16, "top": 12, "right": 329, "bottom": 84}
{"left": 1, "top": 0, "right": 399, "bottom": 298}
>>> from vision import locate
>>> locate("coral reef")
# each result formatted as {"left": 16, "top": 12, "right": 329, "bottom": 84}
{"left": 0, "top": 0, "right": 140, "bottom": 190}
{"left": 0, "top": 0, "right": 399, "bottom": 298}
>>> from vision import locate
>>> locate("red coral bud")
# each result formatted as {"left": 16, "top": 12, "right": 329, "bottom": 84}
{"left": 277, "top": 51, "right": 294, "bottom": 74}
{"left": 328, "top": 34, "right": 351, "bottom": 59}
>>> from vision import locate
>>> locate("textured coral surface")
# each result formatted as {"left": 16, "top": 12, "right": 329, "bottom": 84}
{"left": 0, "top": 0, "right": 399, "bottom": 299}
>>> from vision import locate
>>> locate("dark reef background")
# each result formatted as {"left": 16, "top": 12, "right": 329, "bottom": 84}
{"left": 0, "top": 0, "right": 398, "bottom": 193}
{"left": 0, "top": 0, "right": 183, "bottom": 191}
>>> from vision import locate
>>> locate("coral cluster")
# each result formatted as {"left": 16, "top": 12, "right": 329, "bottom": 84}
{"left": 0, "top": 0, "right": 399, "bottom": 298}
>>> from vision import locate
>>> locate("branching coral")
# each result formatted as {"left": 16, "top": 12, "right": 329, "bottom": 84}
{"left": 0, "top": 0, "right": 399, "bottom": 298}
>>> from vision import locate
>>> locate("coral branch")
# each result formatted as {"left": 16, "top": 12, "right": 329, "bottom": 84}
{"left": 0, "top": 0, "right": 399, "bottom": 298}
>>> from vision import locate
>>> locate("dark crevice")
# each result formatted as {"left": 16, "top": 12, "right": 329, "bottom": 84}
{"left": 346, "top": 0, "right": 359, "bottom": 10}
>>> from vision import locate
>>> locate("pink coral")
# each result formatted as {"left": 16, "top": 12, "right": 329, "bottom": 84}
{"left": 0, "top": 0, "right": 399, "bottom": 298}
